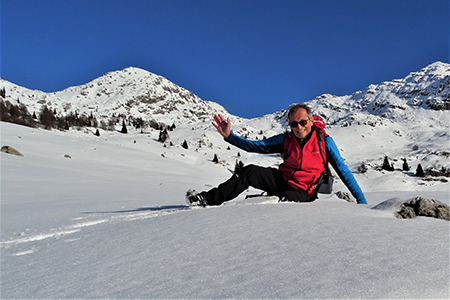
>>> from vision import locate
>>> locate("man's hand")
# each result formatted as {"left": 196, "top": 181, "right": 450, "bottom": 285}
{"left": 212, "top": 114, "right": 231, "bottom": 139}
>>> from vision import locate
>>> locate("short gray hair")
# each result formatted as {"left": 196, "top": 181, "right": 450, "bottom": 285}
{"left": 287, "top": 103, "right": 312, "bottom": 120}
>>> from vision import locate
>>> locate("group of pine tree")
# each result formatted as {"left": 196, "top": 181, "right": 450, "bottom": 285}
{"left": 359, "top": 155, "right": 449, "bottom": 178}
{"left": 1, "top": 92, "right": 448, "bottom": 178}
{"left": 0, "top": 97, "right": 175, "bottom": 137}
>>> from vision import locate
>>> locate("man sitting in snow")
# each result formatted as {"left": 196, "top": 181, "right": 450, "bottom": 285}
{"left": 186, "top": 103, "right": 367, "bottom": 206}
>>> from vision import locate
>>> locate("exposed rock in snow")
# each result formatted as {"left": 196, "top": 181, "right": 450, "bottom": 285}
{"left": 396, "top": 197, "right": 450, "bottom": 221}
{"left": 335, "top": 191, "right": 352, "bottom": 202}
{"left": 372, "top": 196, "right": 450, "bottom": 221}
{"left": 1, "top": 145, "right": 23, "bottom": 157}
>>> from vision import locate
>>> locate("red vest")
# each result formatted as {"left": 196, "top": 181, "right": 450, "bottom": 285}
{"left": 278, "top": 129, "right": 327, "bottom": 196}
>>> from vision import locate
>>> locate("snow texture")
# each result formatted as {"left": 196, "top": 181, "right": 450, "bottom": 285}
{"left": 1, "top": 62, "right": 449, "bottom": 299}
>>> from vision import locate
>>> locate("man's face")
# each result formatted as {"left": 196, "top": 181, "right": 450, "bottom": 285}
{"left": 288, "top": 108, "right": 312, "bottom": 139}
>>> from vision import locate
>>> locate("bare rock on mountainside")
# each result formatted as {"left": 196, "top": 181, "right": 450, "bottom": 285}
{"left": 1, "top": 145, "right": 24, "bottom": 157}
{"left": 395, "top": 197, "right": 450, "bottom": 221}
{"left": 308, "top": 61, "right": 450, "bottom": 126}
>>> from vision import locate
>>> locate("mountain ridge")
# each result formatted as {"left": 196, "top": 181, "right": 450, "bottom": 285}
{"left": 1, "top": 61, "right": 449, "bottom": 129}
{"left": 307, "top": 61, "right": 449, "bottom": 127}
{"left": 1, "top": 67, "right": 232, "bottom": 126}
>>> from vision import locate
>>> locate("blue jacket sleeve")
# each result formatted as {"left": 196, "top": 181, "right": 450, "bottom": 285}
{"left": 325, "top": 136, "right": 368, "bottom": 204}
{"left": 226, "top": 131, "right": 285, "bottom": 154}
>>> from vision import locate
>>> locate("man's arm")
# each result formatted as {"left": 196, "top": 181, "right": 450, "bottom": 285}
{"left": 226, "top": 131, "right": 285, "bottom": 154}
{"left": 212, "top": 114, "right": 284, "bottom": 154}
{"left": 325, "top": 136, "right": 368, "bottom": 204}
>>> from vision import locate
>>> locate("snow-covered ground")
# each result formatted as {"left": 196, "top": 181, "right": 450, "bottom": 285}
{"left": 1, "top": 120, "right": 448, "bottom": 299}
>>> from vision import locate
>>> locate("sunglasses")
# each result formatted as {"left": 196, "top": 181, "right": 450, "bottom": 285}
{"left": 289, "top": 119, "right": 309, "bottom": 127}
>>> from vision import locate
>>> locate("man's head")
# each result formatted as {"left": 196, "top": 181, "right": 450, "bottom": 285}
{"left": 287, "top": 103, "right": 313, "bottom": 139}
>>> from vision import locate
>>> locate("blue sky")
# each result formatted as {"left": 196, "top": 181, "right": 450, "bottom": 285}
{"left": 1, "top": 0, "right": 448, "bottom": 118}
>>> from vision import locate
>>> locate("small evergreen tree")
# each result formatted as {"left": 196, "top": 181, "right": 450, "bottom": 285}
{"left": 359, "top": 162, "right": 368, "bottom": 173}
{"left": 441, "top": 166, "right": 450, "bottom": 177}
{"left": 402, "top": 158, "right": 410, "bottom": 171}
{"left": 416, "top": 164, "right": 425, "bottom": 177}
{"left": 94, "top": 129, "right": 100, "bottom": 136}
{"left": 181, "top": 140, "right": 188, "bottom": 149}
{"left": 39, "top": 105, "right": 56, "bottom": 129}
{"left": 213, "top": 154, "right": 219, "bottom": 163}
{"left": 121, "top": 120, "right": 128, "bottom": 134}
{"left": 135, "top": 117, "right": 145, "bottom": 130}
{"left": 382, "top": 156, "right": 394, "bottom": 171}
{"left": 234, "top": 160, "right": 244, "bottom": 174}
{"left": 158, "top": 128, "right": 170, "bottom": 143}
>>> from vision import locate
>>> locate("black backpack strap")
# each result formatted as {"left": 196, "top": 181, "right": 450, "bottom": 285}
{"left": 316, "top": 129, "right": 330, "bottom": 172}
{"left": 309, "top": 129, "right": 334, "bottom": 199}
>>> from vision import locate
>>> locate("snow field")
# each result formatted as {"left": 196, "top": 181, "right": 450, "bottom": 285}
{"left": 1, "top": 121, "right": 449, "bottom": 299}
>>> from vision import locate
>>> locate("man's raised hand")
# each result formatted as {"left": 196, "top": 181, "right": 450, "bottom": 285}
{"left": 212, "top": 114, "right": 231, "bottom": 139}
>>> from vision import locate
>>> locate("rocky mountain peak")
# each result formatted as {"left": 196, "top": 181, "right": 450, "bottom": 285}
{"left": 1, "top": 62, "right": 448, "bottom": 130}
{"left": 1, "top": 67, "right": 231, "bottom": 126}
{"left": 307, "top": 61, "right": 449, "bottom": 127}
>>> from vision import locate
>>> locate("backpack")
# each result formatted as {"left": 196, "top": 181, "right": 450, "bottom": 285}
{"left": 309, "top": 115, "right": 334, "bottom": 197}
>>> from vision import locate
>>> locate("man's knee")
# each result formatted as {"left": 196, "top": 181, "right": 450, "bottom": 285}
{"left": 240, "top": 164, "right": 267, "bottom": 180}
{"left": 240, "top": 164, "right": 256, "bottom": 172}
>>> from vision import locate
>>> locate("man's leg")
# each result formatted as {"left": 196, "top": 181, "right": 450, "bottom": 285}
{"left": 203, "top": 164, "right": 284, "bottom": 206}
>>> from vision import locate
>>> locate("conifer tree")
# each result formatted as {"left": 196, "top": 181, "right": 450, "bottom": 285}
{"left": 402, "top": 158, "right": 410, "bottom": 171}
{"left": 234, "top": 160, "right": 244, "bottom": 174}
{"left": 359, "top": 162, "right": 368, "bottom": 173}
{"left": 181, "top": 140, "right": 188, "bottom": 149}
{"left": 213, "top": 154, "right": 219, "bottom": 163}
{"left": 416, "top": 163, "right": 425, "bottom": 177}
{"left": 158, "top": 128, "right": 169, "bottom": 143}
{"left": 121, "top": 120, "right": 128, "bottom": 134}
{"left": 39, "top": 105, "right": 56, "bottom": 129}
{"left": 94, "top": 129, "right": 100, "bottom": 136}
{"left": 382, "top": 156, "right": 394, "bottom": 171}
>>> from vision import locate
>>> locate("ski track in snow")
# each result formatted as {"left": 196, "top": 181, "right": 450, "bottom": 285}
{"left": 3, "top": 188, "right": 446, "bottom": 258}
{"left": 1, "top": 196, "right": 286, "bottom": 257}
{"left": 0, "top": 203, "right": 197, "bottom": 256}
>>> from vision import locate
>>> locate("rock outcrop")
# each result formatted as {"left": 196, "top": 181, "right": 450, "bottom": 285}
{"left": 1, "top": 145, "right": 23, "bottom": 157}
{"left": 395, "top": 197, "right": 450, "bottom": 221}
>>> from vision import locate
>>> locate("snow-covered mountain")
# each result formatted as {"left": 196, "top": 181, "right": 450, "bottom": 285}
{"left": 2, "top": 62, "right": 449, "bottom": 129}
{"left": 1, "top": 61, "right": 449, "bottom": 177}
{"left": 1, "top": 62, "right": 449, "bottom": 299}
{"left": 307, "top": 61, "right": 449, "bottom": 127}
{"left": 1, "top": 67, "right": 233, "bottom": 126}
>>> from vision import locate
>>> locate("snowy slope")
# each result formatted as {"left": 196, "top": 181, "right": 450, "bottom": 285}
{"left": 1, "top": 61, "right": 449, "bottom": 298}
{"left": 1, "top": 120, "right": 449, "bottom": 299}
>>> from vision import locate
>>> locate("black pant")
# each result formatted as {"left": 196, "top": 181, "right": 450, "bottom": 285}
{"left": 203, "top": 164, "right": 313, "bottom": 206}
